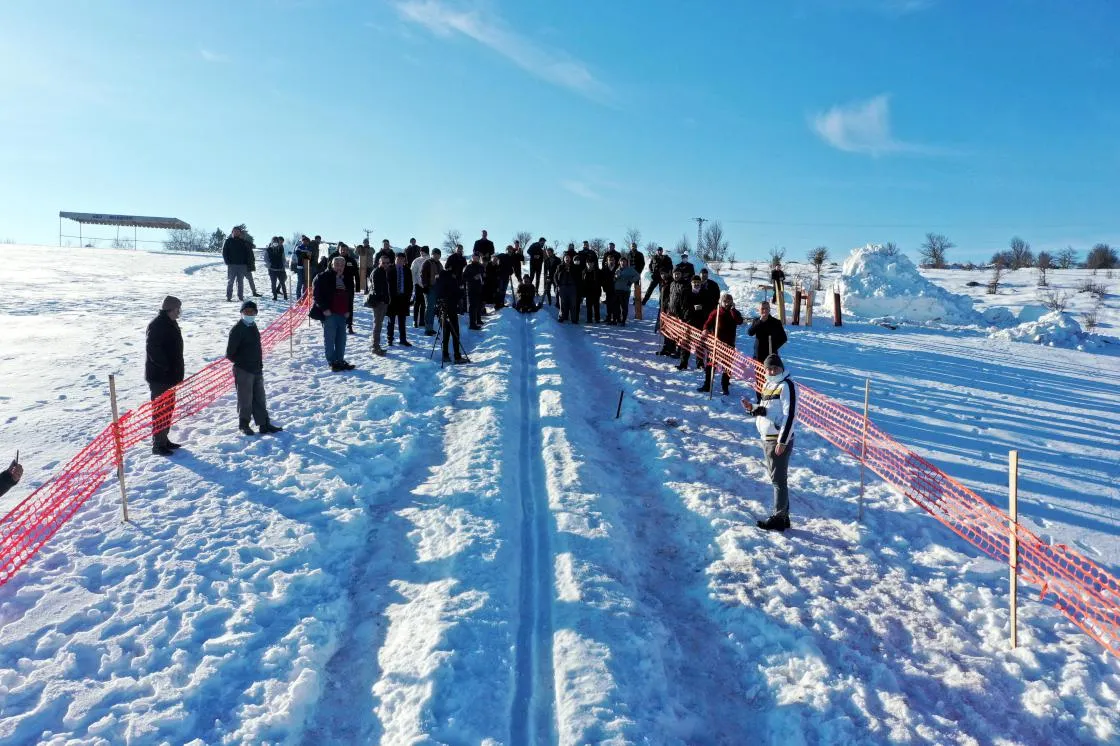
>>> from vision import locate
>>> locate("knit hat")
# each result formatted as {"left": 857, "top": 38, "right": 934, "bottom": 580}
{"left": 161, "top": 295, "right": 182, "bottom": 312}
{"left": 241, "top": 300, "right": 258, "bottom": 312}
{"left": 764, "top": 354, "right": 783, "bottom": 370}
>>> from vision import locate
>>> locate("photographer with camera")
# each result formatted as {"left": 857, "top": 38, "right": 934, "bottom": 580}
{"left": 433, "top": 269, "right": 470, "bottom": 364}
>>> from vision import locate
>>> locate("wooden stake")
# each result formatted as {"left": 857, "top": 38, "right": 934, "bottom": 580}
{"left": 633, "top": 281, "right": 643, "bottom": 320}
{"left": 615, "top": 390, "right": 624, "bottom": 419}
{"left": 306, "top": 262, "right": 312, "bottom": 326}
{"left": 858, "top": 378, "right": 870, "bottom": 522}
{"left": 792, "top": 287, "right": 802, "bottom": 326}
{"left": 832, "top": 290, "right": 842, "bottom": 327}
{"left": 108, "top": 375, "right": 129, "bottom": 523}
{"left": 709, "top": 306, "right": 721, "bottom": 401}
{"left": 776, "top": 279, "right": 786, "bottom": 324}
{"left": 1009, "top": 450, "right": 1019, "bottom": 649}
{"left": 805, "top": 291, "right": 814, "bottom": 326}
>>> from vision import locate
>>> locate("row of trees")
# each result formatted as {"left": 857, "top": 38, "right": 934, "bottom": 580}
{"left": 918, "top": 233, "right": 1116, "bottom": 271}
{"left": 164, "top": 227, "right": 229, "bottom": 253}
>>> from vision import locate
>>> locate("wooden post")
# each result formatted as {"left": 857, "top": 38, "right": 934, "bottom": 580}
{"left": 709, "top": 306, "right": 721, "bottom": 401}
{"left": 858, "top": 378, "right": 870, "bottom": 522}
{"left": 776, "top": 279, "right": 786, "bottom": 324}
{"left": 805, "top": 291, "right": 814, "bottom": 327}
{"left": 792, "top": 287, "right": 802, "bottom": 326}
{"left": 1009, "top": 450, "right": 1019, "bottom": 649}
{"left": 615, "top": 390, "right": 624, "bottom": 419}
{"left": 305, "top": 262, "right": 312, "bottom": 326}
{"left": 358, "top": 247, "right": 370, "bottom": 293}
{"left": 108, "top": 375, "right": 129, "bottom": 523}
{"left": 832, "top": 290, "right": 842, "bottom": 327}
{"left": 633, "top": 281, "right": 643, "bottom": 320}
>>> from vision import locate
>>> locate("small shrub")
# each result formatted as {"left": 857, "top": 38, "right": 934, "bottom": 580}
{"left": 1039, "top": 288, "right": 1071, "bottom": 312}
{"left": 1077, "top": 280, "right": 1108, "bottom": 299}
{"left": 1082, "top": 306, "right": 1100, "bottom": 332}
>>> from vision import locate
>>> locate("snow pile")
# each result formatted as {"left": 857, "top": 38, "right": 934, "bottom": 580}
{"left": 840, "top": 245, "right": 980, "bottom": 325}
{"left": 981, "top": 306, "right": 1015, "bottom": 326}
{"left": 993, "top": 310, "right": 1092, "bottom": 348}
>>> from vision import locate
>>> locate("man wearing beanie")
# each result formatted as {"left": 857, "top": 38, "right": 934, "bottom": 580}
{"left": 145, "top": 296, "right": 185, "bottom": 455}
{"left": 226, "top": 301, "right": 282, "bottom": 436}
{"left": 742, "top": 353, "right": 797, "bottom": 532}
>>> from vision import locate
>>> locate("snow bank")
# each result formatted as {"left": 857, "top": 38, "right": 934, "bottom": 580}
{"left": 993, "top": 311, "right": 1093, "bottom": 349}
{"left": 840, "top": 245, "right": 980, "bottom": 325}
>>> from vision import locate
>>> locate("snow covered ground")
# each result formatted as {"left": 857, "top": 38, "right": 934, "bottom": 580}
{"left": 0, "top": 244, "right": 1118, "bottom": 744}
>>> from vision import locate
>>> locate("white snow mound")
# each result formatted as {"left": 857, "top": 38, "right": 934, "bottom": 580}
{"left": 840, "top": 244, "right": 980, "bottom": 325}
{"left": 993, "top": 311, "right": 1088, "bottom": 348}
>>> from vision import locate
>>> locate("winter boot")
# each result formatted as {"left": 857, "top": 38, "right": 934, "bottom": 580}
{"left": 239, "top": 421, "right": 257, "bottom": 436}
{"left": 259, "top": 423, "right": 284, "bottom": 435}
{"left": 756, "top": 514, "right": 790, "bottom": 532}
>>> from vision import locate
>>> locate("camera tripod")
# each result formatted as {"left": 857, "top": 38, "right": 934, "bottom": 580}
{"left": 428, "top": 306, "right": 470, "bottom": 368}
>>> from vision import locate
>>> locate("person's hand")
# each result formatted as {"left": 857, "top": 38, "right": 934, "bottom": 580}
{"left": 6, "top": 461, "right": 23, "bottom": 483}
{"left": 740, "top": 397, "right": 752, "bottom": 411}
{"left": 775, "top": 443, "right": 786, "bottom": 456}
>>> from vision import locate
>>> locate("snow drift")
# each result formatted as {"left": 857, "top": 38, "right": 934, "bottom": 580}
{"left": 992, "top": 310, "right": 1095, "bottom": 349}
{"left": 840, "top": 245, "right": 980, "bottom": 325}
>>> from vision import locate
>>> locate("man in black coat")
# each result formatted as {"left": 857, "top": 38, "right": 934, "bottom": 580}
{"left": 698, "top": 268, "right": 720, "bottom": 316}
{"left": 327, "top": 243, "right": 361, "bottom": 333}
{"left": 312, "top": 256, "right": 356, "bottom": 370}
{"left": 265, "top": 237, "right": 289, "bottom": 301}
{"left": 463, "top": 252, "right": 486, "bottom": 330}
{"left": 577, "top": 241, "right": 598, "bottom": 271}
{"left": 387, "top": 253, "right": 413, "bottom": 347}
{"left": 434, "top": 271, "right": 470, "bottom": 363}
{"left": 367, "top": 254, "right": 394, "bottom": 355}
{"left": 580, "top": 260, "right": 602, "bottom": 323}
{"left": 472, "top": 229, "right": 495, "bottom": 262}
{"left": 498, "top": 245, "right": 518, "bottom": 308}
{"left": 554, "top": 250, "right": 580, "bottom": 323}
{"left": 541, "top": 247, "right": 561, "bottom": 306}
{"left": 145, "top": 295, "right": 186, "bottom": 455}
{"left": 747, "top": 300, "right": 788, "bottom": 364}
{"left": 527, "top": 237, "right": 546, "bottom": 292}
{"left": 226, "top": 301, "right": 281, "bottom": 435}
{"left": 627, "top": 242, "right": 646, "bottom": 276}
{"left": 676, "top": 275, "right": 708, "bottom": 370}
{"left": 223, "top": 226, "right": 255, "bottom": 302}
{"left": 675, "top": 253, "right": 696, "bottom": 283}
{"left": 601, "top": 242, "right": 622, "bottom": 269}
{"left": 444, "top": 244, "right": 468, "bottom": 313}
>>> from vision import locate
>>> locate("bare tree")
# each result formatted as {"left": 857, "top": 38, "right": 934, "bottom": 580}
{"left": 1056, "top": 246, "right": 1078, "bottom": 269}
{"left": 920, "top": 233, "right": 953, "bottom": 268}
{"left": 674, "top": 235, "right": 691, "bottom": 259}
{"left": 548, "top": 239, "right": 561, "bottom": 253}
{"left": 728, "top": 252, "right": 737, "bottom": 270}
{"left": 699, "top": 221, "right": 729, "bottom": 273}
{"left": 624, "top": 227, "right": 642, "bottom": 250}
{"left": 290, "top": 231, "right": 304, "bottom": 250}
{"left": 808, "top": 246, "right": 829, "bottom": 290}
{"left": 1008, "top": 236, "right": 1034, "bottom": 269}
{"left": 164, "top": 228, "right": 209, "bottom": 253}
{"left": 1086, "top": 243, "right": 1118, "bottom": 270}
{"left": 768, "top": 246, "right": 786, "bottom": 268}
{"left": 1039, "top": 288, "right": 1070, "bottom": 312}
{"left": 514, "top": 231, "right": 532, "bottom": 250}
{"left": 442, "top": 229, "right": 462, "bottom": 254}
{"left": 987, "top": 262, "right": 1003, "bottom": 294}
{"left": 588, "top": 238, "right": 607, "bottom": 254}
{"left": 882, "top": 241, "right": 901, "bottom": 257}
{"left": 1036, "top": 251, "right": 1052, "bottom": 287}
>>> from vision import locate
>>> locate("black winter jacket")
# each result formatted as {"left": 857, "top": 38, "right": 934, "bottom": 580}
{"left": 222, "top": 236, "right": 253, "bottom": 266}
{"left": 145, "top": 311, "right": 185, "bottom": 385}
{"left": 445, "top": 252, "right": 467, "bottom": 279}
{"left": 367, "top": 266, "right": 393, "bottom": 305}
{"left": 464, "top": 263, "right": 485, "bottom": 294}
{"left": 747, "top": 315, "right": 788, "bottom": 362}
{"left": 226, "top": 321, "right": 263, "bottom": 374}
{"left": 554, "top": 263, "right": 579, "bottom": 288}
{"left": 628, "top": 250, "right": 646, "bottom": 274}
{"left": 473, "top": 238, "right": 495, "bottom": 259}
{"left": 389, "top": 265, "right": 413, "bottom": 304}
{"left": 677, "top": 288, "right": 708, "bottom": 327}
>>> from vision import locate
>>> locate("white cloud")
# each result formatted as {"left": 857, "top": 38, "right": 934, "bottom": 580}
{"left": 811, "top": 94, "right": 938, "bottom": 156}
{"left": 200, "top": 49, "right": 229, "bottom": 63}
{"left": 560, "top": 180, "right": 600, "bottom": 200}
{"left": 393, "top": 0, "right": 610, "bottom": 102}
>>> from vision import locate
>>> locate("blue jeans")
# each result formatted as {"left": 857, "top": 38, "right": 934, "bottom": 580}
{"left": 763, "top": 438, "right": 793, "bottom": 517}
{"left": 425, "top": 288, "right": 439, "bottom": 331}
{"left": 323, "top": 313, "right": 347, "bottom": 364}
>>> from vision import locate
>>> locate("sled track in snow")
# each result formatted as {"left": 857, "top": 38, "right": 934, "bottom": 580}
{"left": 510, "top": 317, "right": 557, "bottom": 745}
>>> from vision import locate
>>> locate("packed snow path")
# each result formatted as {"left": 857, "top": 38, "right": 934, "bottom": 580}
{"left": 1, "top": 248, "right": 1119, "bottom": 744}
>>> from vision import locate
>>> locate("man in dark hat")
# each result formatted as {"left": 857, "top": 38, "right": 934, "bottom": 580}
{"left": 747, "top": 300, "right": 787, "bottom": 366}
{"left": 742, "top": 354, "right": 796, "bottom": 532}
{"left": 554, "top": 249, "right": 580, "bottom": 323}
{"left": 145, "top": 295, "right": 185, "bottom": 455}
{"left": 226, "top": 301, "right": 282, "bottom": 435}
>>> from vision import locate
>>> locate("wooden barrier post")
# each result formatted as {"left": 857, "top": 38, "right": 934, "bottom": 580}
{"left": 776, "top": 279, "right": 786, "bottom": 324}
{"left": 709, "top": 306, "right": 721, "bottom": 401}
{"left": 805, "top": 291, "right": 814, "bottom": 326}
{"left": 615, "top": 390, "right": 624, "bottom": 419}
{"left": 305, "top": 262, "right": 312, "bottom": 326}
{"left": 792, "top": 287, "right": 802, "bottom": 326}
{"left": 1009, "top": 450, "right": 1019, "bottom": 649}
{"left": 858, "top": 378, "right": 870, "bottom": 522}
{"left": 633, "top": 281, "right": 643, "bottom": 320}
{"left": 108, "top": 375, "right": 129, "bottom": 523}
{"left": 832, "top": 289, "right": 842, "bottom": 327}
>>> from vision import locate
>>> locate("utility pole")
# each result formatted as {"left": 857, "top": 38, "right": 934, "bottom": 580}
{"left": 693, "top": 217, "right": 707, "bottom": 255}
{"left": 363, "top": 228, "right": 373, "bottom": 242}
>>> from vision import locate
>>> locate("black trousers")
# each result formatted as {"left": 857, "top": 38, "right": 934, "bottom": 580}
{"left": 704, "top": 365, "right": 731, "bottom": 392}
{"left": 388, "top": 300, "right": 408, "bottom": 343}
{"left": 441, "top": 311, "right": 462, "bottom": 357}
{"left": 583, "top": 292, "right": 600, "bottom": 322}
{"left": 148, "top": 382, "right": 176, "bottom": 447}
{"left": 605, "top": 289, "right": 622, "bottom": 322}
{"left": 413, "top": 284, "right": 426, "bottom": 327}
{"left": 529, "top": 260, "right": 543, "bottom": 291}
{"left": 468, "top": 291, "right": 484, "bottom": 327}
{"left": 269, "top": 269, "right": 288, "bottom": 299}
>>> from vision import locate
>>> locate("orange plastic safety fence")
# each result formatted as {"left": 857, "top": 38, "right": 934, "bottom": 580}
{"left": 659, "top": 313, "right": 1120, "bottom": 658}
{"left": 0, "top": 294, "right": 313, "bottom": 588}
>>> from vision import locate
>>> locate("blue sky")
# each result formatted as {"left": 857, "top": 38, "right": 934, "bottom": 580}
{"left": 1, "top": 0, "right": 1117, "bottom": 263}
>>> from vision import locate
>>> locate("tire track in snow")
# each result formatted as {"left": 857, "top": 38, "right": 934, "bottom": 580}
{"left": 511, "top": 316, "right": 557, "bottom": 745}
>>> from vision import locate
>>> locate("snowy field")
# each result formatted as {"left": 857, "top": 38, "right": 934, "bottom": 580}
{"left": 0, "top": 244, "right": 1118, "bottom": 745}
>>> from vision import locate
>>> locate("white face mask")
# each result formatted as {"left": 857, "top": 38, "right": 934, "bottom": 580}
{"left": 242, "top": 314, "right": 257, "bottom": 326}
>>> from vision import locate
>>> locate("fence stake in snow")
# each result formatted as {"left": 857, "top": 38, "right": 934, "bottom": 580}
{"left": 1009, "top": 450, "right": 1019, "bottom": 649}
{"left": 832, "top": 289, "right": 842, "bottom": 327}
{"left": 709, "top": 307, "right": 722, "bottom": 401}
{"left": 805, "top": 290, "right": 814, "bottom": 326}
{"left": 776, "top": 279, "right": 787, "bottom": 324}
{"left": 858, "top": 378, "right": 870, "bottom": 522}
{"left": 306, "top": 263, "right": 313, "bottom": 326}
{"left": 108, "top": 375, "right": 129, "bottom": 523}
{"left": 792, "top": 287, "right": 802, "bottom": 326}
{"left": 616, "top": 389, "right": 624, "bottom": 419}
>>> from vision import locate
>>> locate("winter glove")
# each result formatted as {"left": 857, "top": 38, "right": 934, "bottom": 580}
{"left": 751, "top": 405, "right": 767, "bottom": 417}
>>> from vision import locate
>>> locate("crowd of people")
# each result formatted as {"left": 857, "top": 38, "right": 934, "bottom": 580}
{"left": 174, "top": 226, "right": 798, "bottom": 529}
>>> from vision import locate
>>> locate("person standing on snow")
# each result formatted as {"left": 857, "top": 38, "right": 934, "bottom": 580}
{"left": 554, "top": 249, "right": 580, "bottom": 323}
{"left": 473, "top": 229, "right": 495, "bottom": 262}
{"left": 742, "top": 354, "right": 796, "bottom": 532}
{"left": 422, "top": 249, "right": 443, "bottom": 334}
{"left": 145, "top": 295, "right": 185, "bottom": 455}
{"left": 614, "top": 256, "right": 641, "bottom": 325}
{"left": 527, "top": 237, "right": 546, "bottom": 292}
{"left": 387, "top": 253, "right": 413, "bottom": 347}
{"left": 746, "top": 300, "right": 788, "bottom": 368}
{"left": 223, "top": 225, "right": 254, "bottom": 302}
{"left": 410, "top": 246, "right": 430, "bottom": 328}
{"left": 312, "top": 256, "right": 356, "bottom": 371}
{"left": 265, "top": 237, "right": 289, "bottom": 301}
{"left": 463, "top": 252, "right": 487, "bottom": 330}
{"left": 367, "top": 253, "right": 393, "bottom": 355}
{"left": 699, "top": 292, "right": 744, "bottom": 395}
{"left": 675, "top": 274, "right": 708, "bottom": 370}
{"left": 675, "top": 252, "right": 696, "bottom": 283}
{"left": 542, "top": 246, "right": 560, "bottom": 306}
{"left": 434, "top": 269, "right": 470, "bottom": 364}
{"left": 226, "top": 301, "right": 282, "bottom": 436}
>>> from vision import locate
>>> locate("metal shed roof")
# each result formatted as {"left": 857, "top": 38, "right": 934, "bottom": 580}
{"left": 59, "top": 212, "right": 191, "bottom": 230}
